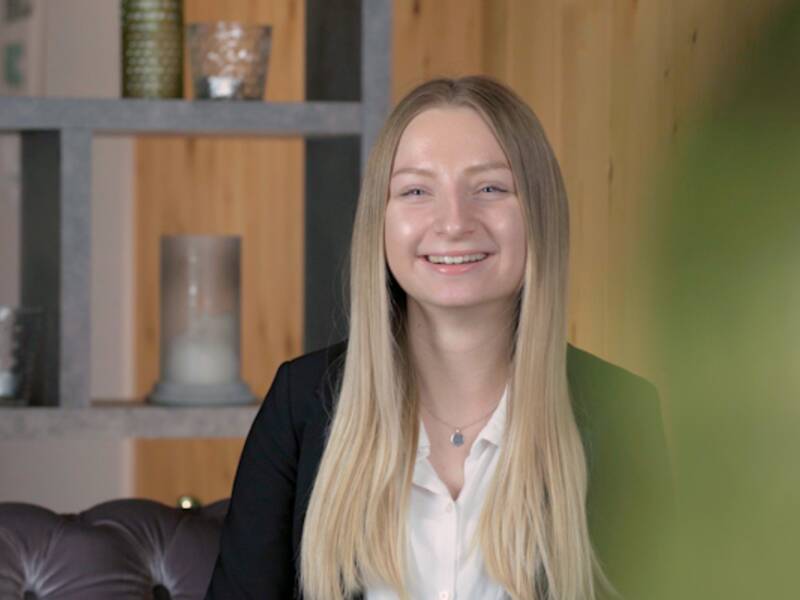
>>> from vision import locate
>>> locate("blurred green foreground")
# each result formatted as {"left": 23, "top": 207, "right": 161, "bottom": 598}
{"left": 634, "top": 3, "right": 800, "bottom": 598}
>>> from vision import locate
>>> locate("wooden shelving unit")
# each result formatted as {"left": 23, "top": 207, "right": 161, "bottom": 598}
{"left": 0, "top": 0, "right": 391, "bottom": 437}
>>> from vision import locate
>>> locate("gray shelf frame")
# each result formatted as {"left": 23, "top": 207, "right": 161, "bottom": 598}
{"left": 0, "top": 405, "right": 259, "bottom": 440}
{"left": 0, "top": 98, "right": 362, "bottom": 136}
{"left": 0, "top": 0, "right": 391, "bottom": 436}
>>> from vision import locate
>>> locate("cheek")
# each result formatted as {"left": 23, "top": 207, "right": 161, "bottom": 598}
{"left": 384, "top": 205, "right": 417, "bottom": 278}
{"left": 385, "top": 205, "right": 421, "bottom": 251}
{"left": 496, "top": 205, "right": 528, "bottom": 278}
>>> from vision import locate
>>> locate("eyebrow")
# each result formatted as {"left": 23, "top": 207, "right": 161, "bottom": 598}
{"left": 390, "top": 161, "right": 511, "bottom": 178}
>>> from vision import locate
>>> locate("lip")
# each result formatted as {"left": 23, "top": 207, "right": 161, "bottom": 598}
{"left": 422, "top": 251, "right": 490, "bottom": 257}
{"left": 418, "top": 252, "right": 492, "bottom": 275}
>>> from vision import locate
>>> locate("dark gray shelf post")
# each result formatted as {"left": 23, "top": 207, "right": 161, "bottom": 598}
{"left": 304, "top": 0, "right": 392, "bottom": 352}
{"left": 362, "top": 0, "right": 392, "bottom": 170}
{"left": 20, "top": 129, "right": 92, "bottom": 407}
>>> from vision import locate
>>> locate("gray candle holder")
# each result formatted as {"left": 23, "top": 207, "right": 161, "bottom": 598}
{"left": 148, "top": 235, "right": 254, "bottom": 406}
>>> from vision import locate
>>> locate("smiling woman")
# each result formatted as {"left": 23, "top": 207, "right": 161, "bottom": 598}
{"left": 205, "top": 76, "right": 672, "bottom": 600}
{"left": 385, "top": 107, "right": 527, "bottom": 312}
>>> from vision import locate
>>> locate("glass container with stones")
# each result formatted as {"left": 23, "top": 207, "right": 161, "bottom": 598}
{"left": 187, "top": 22, "right": 272, "bottom": 100}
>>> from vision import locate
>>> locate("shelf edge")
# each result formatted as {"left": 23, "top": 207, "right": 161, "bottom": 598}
{"left": 0, "top": 406, "right": 260, "bottom": 440}
{"left": 0, "top": 97, "right": 362, "bottom": 136}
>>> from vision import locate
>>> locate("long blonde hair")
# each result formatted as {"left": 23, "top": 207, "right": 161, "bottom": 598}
{"left": 301, "top": 76, "right": 601, "bottom": 600}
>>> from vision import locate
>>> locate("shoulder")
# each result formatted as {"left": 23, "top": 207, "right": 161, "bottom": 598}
{"left": 247, "top": 341, "right": 347, "bottom": 459}
{"left": 566, "top": 346, "right": 674, "bottom": 597}
{"left": 566, "top": 344, "right": 661, "bottom": 431}
{"left": 566, "top": 343, "right": 658, "bottom": 404}
{"left": 281, "top": 340, "right": 347, "bottom": 389}
{"left": 270, "top": 340, "right": 347, "bottom": 416}
{"left": 565, "top": 344, "right": 667, "bottom": 471}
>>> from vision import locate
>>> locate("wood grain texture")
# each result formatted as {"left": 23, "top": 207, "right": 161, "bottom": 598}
{"left": 132, "top": 0, "right": 304, "bottom": 504}
{"left": 483, "top": 0, "right": 790, "bottom": 379}
{"left": 393, "top": 0, "right": 485, "bottom": 100}
{"left": 133, "top": 437, "right": 246, "bottom": 505}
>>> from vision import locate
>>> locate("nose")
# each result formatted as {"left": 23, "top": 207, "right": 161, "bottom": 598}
{"left": 433, "top": 187, "right": 475, "bottom": 237}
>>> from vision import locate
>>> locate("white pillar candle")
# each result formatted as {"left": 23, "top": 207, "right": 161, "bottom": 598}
{"left": 164, "top": 313, "right": 238, "bottom": 385}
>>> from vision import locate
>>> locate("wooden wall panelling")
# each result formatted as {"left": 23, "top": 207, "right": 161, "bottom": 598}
{"left": 393, "top": 0, "right": 485, "bottom": 101}
{"left": 558, "top": 1, "right": 613, "bottom": 357}
{"left": 604, "top": 0, "right": 673, "bottom": 372}
{"left": 132, "top": 0, "right": 305, "bottom": 506}
{"left": 483, "top": 0, "right": 793, "bottom": 381}
{"left": 482, "top": 0, "right": 564, "bottom": 157}
{"left": 134, "top": 437, "right": 247, "bottom": 505}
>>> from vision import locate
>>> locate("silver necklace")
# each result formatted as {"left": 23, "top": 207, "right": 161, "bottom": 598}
{"left": 420, "top": 401, "right": 500, "bottom": 447}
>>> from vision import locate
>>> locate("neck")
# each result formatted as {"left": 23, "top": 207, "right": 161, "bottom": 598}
{"left": 405, "top": 299, "right": 514, "bottom": 425}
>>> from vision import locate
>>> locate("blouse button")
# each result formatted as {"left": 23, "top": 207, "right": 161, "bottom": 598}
{"left": 438, "top": 591, "right": 450, "bottom": 600}
{"left": 445, "top": 501, "right": 454, "bottom": 513}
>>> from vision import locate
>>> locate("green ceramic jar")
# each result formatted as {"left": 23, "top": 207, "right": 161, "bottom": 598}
{"left": 121, "top": 0, "right": 183, "bottom": 98}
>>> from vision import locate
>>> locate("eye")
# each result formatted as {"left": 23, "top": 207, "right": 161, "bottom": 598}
{"left": 479, "top": 185, "right": 507, "bottom": 194}
{"left": 400, "top": 187, "right": 425, "bottom": 197}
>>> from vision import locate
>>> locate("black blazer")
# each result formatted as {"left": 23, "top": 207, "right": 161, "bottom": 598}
{"left": 205, "top": 341, "right": 672, "bottom": 599}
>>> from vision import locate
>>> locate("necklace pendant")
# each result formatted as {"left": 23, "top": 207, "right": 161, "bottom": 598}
{"left": 450, "top": 430, "right": 464, "bottom": 447}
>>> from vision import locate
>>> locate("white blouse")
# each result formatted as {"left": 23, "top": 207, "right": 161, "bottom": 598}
{"left": 366, "top": 388, "right": 510, "bottom": 600}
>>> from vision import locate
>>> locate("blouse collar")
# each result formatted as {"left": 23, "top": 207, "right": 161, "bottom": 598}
{"left": 416, "top": 384, "right": 508, "bottom": 459}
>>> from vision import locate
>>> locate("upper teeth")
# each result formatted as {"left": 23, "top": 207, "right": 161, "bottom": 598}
{"left": 427, "top": 253, "right": 487, "bottom": 265}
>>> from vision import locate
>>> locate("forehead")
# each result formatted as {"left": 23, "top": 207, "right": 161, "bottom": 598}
{"left": 393, "top": 106, "right": 508, "bottom": 168}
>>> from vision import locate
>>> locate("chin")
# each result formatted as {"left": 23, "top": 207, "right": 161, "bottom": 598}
{"left": 416, "top": 295, "right": 502, "bottom": 311}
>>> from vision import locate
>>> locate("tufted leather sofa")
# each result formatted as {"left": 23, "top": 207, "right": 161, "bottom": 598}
{"left": 0, "top": 498, "right": 227, "bottom": 600}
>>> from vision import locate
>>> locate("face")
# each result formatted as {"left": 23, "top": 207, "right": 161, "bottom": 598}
{"left": 385, "top": 106, "right": 527, "bottom": 313}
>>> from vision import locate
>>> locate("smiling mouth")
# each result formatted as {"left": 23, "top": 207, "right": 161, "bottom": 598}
{"left": 425, "top": 253, "right": 488, "bottom": 265}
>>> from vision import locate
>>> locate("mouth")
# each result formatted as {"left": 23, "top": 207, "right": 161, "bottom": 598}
{"left": 424, "top": 252, "right": 489, "bottom": 265}
{"left": 420, "top": 252, "right": 492, "bottom": 275}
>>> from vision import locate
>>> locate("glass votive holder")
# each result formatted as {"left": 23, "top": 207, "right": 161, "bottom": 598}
{"left": 148, "top": 235, "right": 254, "bottom": 406}
{"left": 186, "top": 21, "right": 272, "bottom": 100}
{"left": 0, "top": 306, "right": 44, "bottom": 407}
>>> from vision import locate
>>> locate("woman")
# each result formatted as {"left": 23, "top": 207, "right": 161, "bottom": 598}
{"left": 206, "top": 76, "right": 672, "bottom": 600}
